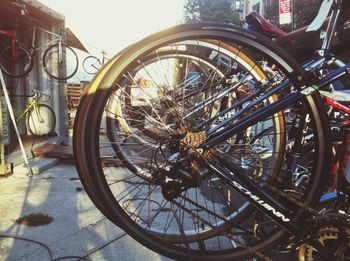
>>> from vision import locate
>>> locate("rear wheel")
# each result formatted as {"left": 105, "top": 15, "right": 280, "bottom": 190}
{"left": 0, "top": 44, "right": 33, "bottom": 78}
{"left": 74, "top": 23, "right": 331, "bottom": 260}
{"left": 43, "top": 43, "right": 78, "bottom": 80}
{"left": 26, "top": 104, "right": 56, "bottom": 136}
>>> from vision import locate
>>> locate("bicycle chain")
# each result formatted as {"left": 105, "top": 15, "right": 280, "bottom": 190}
{"left": 158, "top": 144, "right": 331, "bottom": 259}
{"left": 171, "top": 169, "right": 333, "bottom": 260}
{"left": 214, "top": 151, "right": 320, "bottom": 216}
{"left": 172, "top": 195, "right": 272, "bottom": 261}
{"left": 255, "top": 177, "right": 320, "bottom": 216}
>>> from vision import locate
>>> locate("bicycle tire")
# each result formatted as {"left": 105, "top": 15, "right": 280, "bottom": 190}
{"left": 74, "top": 22, "right": 331, "bottom": 260}
{"left": 104, "top": 46, "right": 287, "bottom": 229}
{"left": 83, "top": 55, "right": 101, "bottom": 75}
{"left": 0, "top": 44, "right": 33, "bottom": 78}
{"left": 26, "top": 104, "right": 56, "bottom": 136}
{"left": 43, "top": 43, "right": 78, "bottom": 80}
{"left": 105, "top": 49, "right": 227, "bottom": 147}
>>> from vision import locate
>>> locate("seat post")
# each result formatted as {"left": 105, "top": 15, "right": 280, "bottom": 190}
{"left": 319, "top": 0, "right": 342, "bottom": 55}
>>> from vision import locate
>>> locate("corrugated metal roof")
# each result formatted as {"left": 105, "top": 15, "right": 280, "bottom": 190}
{"left": 66, "top": 28, "right": 89, "bottom": 53}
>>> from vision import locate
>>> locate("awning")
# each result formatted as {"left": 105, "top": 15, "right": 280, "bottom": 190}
{"left": 66, "top": 28, "right": 89, "bottom": 53}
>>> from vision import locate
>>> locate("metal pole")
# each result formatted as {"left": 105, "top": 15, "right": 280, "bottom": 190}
{"left": 292, "top": 0, "right": 295, "bottom": 31}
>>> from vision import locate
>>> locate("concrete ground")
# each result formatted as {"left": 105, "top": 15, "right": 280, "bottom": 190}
{"left": 0, "top": 159, "right": 173, "bottom": 261}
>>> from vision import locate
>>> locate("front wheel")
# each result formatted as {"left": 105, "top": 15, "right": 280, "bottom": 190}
{"left": 83, "top": 55, "right": 101, "bottom": 75}
{"left": 43, "top": 43, "right": 79, "bottom": 80}
{"left": 26, "top": 104, "right": 56, "bottom": 136}
{"left": 0, "top": 44, "right": 33, "bottom": 78}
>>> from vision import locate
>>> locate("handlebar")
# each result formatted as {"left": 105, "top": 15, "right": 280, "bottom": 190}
{"left": 31, "top": 89, "right": 51, "bottom": 101}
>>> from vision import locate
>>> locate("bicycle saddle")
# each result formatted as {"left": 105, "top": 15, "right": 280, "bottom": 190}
{"left": 246, "top": 11, "right": 287, "bottom": 38}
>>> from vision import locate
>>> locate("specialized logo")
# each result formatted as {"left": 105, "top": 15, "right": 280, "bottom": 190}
{"left": 230, "top": 180, "right": 291, "bottom": 222}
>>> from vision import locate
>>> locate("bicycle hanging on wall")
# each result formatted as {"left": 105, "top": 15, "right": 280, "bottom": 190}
{"left": 0, "top": 0, "right": 78, "bottom": 80}
{"left": 0, "top": 0, "right": 33, "bottom": 78}
{"left": 29, "top": 25, "right": 79, "bottom": 80}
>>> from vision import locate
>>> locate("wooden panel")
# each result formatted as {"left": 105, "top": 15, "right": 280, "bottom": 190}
{"left": 66, "top": 83, "right": 85, "bottom": 108}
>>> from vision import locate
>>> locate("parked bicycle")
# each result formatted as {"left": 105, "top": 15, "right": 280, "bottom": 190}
{"left": 0, "top": 0, "right": 79, "bottom": 80}
{"left": 15, "top": 89, "right": 56, "bottom": 136}
{"left": 0, "top": 0, "right": 33, "bottom": 77}
{"left": 245, "top": 4, "right": 350, "bottom": 200}
{"left": 82, "top": 50, "right": 109, "bottom": 75}
{"left": 74, "top": 0, "right": 350, "bottom": 260}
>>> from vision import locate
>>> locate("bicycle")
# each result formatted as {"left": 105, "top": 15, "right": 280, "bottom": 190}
{"left": 0, "top": 0, "right": 33, "bottom": 77}
{"left": 30, "top": 25, "right": 79, "bottom": 80}
{"left": 82, "top": 50, "right": 109, "bottom": 75}
{"left": 246, "top": 6, "right": 350, "bottom": 194}
{"left": 0, "top": 0, "right": 79, "bottom": 80}
{"left": 15, "top": 89, "right": 56, "bottom": 136}
{"left": 73, "top": 0, "right": 350, "bottom": 260}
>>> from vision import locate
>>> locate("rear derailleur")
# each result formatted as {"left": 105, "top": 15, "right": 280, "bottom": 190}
{"left": 153, "top": 136, "right": 210, "bottom": 201}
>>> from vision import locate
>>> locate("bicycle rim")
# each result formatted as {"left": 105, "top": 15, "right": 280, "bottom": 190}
{"left": 83, "top": 56, "right": 101, "bottom": 75}
{"left": 43, "top": 44, "right": 78, "bottom": 80}
{"left": 26, "top": 104, "right": 56, "bottom": 136}
{"left": 0, "top": 45, "right": 33, "bottom": 78}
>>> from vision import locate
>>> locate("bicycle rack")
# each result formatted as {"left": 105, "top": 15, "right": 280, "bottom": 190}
{"left": 0, "top": 70, "right": 33, "bottom": 176}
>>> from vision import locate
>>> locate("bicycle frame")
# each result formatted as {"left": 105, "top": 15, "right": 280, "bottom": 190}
{"left": 15, "top": 99, "right": 38, "bottom": 121}
{"left": 193, "top": 62, "right": 350, "bottom": 235}
{"left": 15, "top": 90, "right": 49, "bottom": 123}
{"left": 0, "top": 0, "right": 27, "bottom": 60}
{"left": 0, "top": 29, "right": 18, "bottom": 60}
{"left": 30, "top": 26, "right": 64, "bottom": 62}
{"left": 175, "top": 0, "right": 350, "bottom": 236}
{"left": 101, "top": 51, "right": 109, "bottom": 65}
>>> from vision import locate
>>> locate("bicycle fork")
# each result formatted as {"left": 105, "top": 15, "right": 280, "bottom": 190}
{"left": 58, "top": 40, "right": 63, "bottom": 63}
{"left": 33, "top": 103, "right": 44, "bottom": 123}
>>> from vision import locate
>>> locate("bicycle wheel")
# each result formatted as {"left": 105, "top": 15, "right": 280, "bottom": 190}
{"left": 83, "top": 55, "right": 101, "bottom": 75}
{"left": 26, "top": 104, "right": 56, "bottom": 136}
{"left": 104, "top": 45, "right": 288, "bottom": 227}
{"left": 43, "top": 43, "right": 78, "bottom": 80}
{"left": 0, "top": 44, "right": 33, "bottom": 78}
{"left": 106, "top": 49, "right": 226, "bottom": 147}
{"left": 74, "top": 23, "right": 331, "bottom": 260}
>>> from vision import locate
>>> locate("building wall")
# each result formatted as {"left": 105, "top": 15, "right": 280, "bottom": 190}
{"left": 244, "top": 0, "right": 266, "bottom": 17}
{"left": 232, "top": 0, "right": 245, "bottom": 19}
{"left": 6, "top": 22, "right": 67, "bottom": 138}
{"left": 0, "top": 0, "right": 68, "bottom": 172}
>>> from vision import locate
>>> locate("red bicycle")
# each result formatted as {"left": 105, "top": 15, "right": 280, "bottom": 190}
{"left": 0, "top": 0, "right": 33, "bottom": 78}
{"left": 0, "top": 0, "right": 79, "bottom": 80}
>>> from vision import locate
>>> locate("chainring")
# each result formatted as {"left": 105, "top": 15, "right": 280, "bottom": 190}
{"left": 297, "top": 213, "right": 350, "bottom": 261}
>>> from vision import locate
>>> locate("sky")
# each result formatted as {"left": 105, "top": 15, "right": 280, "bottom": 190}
{"left": 39, "top": 0, "right": 186, "bottom": 56}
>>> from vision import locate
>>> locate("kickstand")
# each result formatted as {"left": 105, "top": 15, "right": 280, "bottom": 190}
{"left": 0, "top": 70, "right": 33, "bottom": 176}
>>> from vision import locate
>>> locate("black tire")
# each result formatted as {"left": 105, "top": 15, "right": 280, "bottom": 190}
{"left": 43, "top": 43, "right": 78, "bottom": 80}
{"left": 26, "top": 104, "right": 56, "bottom": 136}
{"left": 83, "top": 55, "right": 101, "bottom": 75}
{"left": 0, "top": 44, "right": 33, "bottom": 78}
{"left": 74, "top": 23, "right": 331, "bottom": 260}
